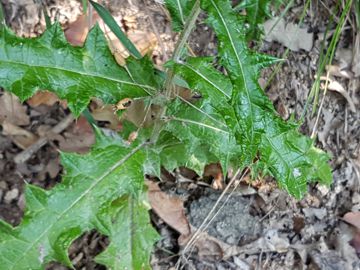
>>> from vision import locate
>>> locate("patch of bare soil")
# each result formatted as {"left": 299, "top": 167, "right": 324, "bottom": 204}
{"left": 0, "top": 0, "right": 359, "bottom": 269}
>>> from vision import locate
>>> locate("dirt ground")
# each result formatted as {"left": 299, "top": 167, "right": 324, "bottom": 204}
{"left": 0, "top": 0, "right": 359, "bottom": 269}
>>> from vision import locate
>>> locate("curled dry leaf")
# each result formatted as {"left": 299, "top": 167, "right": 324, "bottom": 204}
{"left": 342, "top": 212, "right": 360, "bottom": 229}
{"left": 204, "top": 163, "right": 223, "bottom": 190}
{"left": 319, "top": 76, "right": 356, "bottom": 112}
{"left": 1, "top": 120, "right": 38, "bottom": 149}
{"left": 146, "top": 180, "right": 190, "bottom": 236}
{"left": 91, "top": 104, "right": 122, "bottom": 131}
{"left": 326, "top": 65, "right": 353, "bottom": 79}
{"left": 0, "top": 92, "right": 30, "bottom": 126}
{"left": 115, "top": 98, "right": 133, "bottom": 110}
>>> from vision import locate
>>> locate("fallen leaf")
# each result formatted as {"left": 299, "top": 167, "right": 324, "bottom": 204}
{"left": 349, "top": 232, "right": 360, "bottom": 255}
{"left": 91, "top": 104, "right": 122, "bottom": 131}
{"left": 319, "top": 76, "right": 356, "bottom": 112}
{"left": 46, "top": 157, "right": 61, "bottom": 179}
{"left": 65, "top": 12, "right": 157, "bottom": 66}
{"left": 1, "top": 120, "right": 38, "bottom": 149}
{"left": 58, "top": 116, "right": 95, "bottom": 153}
{"left": 326, "top": 65, "right": 353, "bottom": 79}
{"left": 342, "top": 212, "right": 360, "bottom": 229}
{"left": 65, "top": 12, "right": 100, "bottom": 46}
{"left": 103, "top": 29, "right": 157, "bottom": 66}
{"left": 204, "top": 163, "right": 223, "bottom": 189}
{"left": 146, "top": 180, "right": 190, "bottom": 236}
{"left": 27, "top": 91, "right": 66, "bottom": 108}
{"left": 264, "top": 17, "right": 313, "bottom": 52}
{"left": 0, "top": 92, "right": 30, "bottom": 126}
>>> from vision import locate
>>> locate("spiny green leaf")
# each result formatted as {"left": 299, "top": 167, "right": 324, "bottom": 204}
{"left": 165, "top": 0, "right": 196, "bottom": 31}
{"left": 95, "top": 195, "right": 159, "bottom": 270}
{"left": 163, "top": 97, "right": 242, "bottom": 175}
{"left": 0, "top": 129, "right": 158, "bottom": 269}
{"left": 171, "top": 0, "right": 331, "bottom": 198}
{"left": 0, "top": 23, "right": 157, "bottom": 116}
{"left": 169, "top": 57, "right": 232, "bottom": 108}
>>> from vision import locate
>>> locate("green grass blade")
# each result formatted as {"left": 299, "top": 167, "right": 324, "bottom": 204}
{"left": 89, "top": 0, "right": 142, "bottom": 59}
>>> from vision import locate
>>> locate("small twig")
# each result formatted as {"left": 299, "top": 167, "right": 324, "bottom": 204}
{"left": 311, "top": 71, "right": 330, "bottom": 139}
{"left": 14, "top": 114, "right": 74, "bottom": 164}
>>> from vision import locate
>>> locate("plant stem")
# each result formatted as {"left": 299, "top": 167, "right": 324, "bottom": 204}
{"left": 150, "top": 0, "right": 201, "bottom": 143}
{"left": 164, "top": 0, "right": 201, "bottom": 98}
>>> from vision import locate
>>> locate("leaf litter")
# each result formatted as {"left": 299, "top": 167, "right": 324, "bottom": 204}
{"left": 0, "top": 0, "right": 359, "bottom": 269}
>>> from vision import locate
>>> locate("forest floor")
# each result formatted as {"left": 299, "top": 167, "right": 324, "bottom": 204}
{"left": 0, "top": 0, "right": 359, "bottom": 269}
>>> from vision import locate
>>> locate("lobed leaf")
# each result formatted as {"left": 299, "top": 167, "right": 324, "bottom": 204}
{"left": 0, "top": 23, "right": 158, "bottom": 116}
{"left": 167, "top": 0, "right": 331, "bottom": 198}
{"left": 0, "top": 128, "right": 158, "bottom": 269}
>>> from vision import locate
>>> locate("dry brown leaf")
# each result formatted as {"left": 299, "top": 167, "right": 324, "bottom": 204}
{"left": 27, "top": 91, "right": 67, "bottom": 108}
{"left": 264, "top": 17, "right": 313, "bottom": 52}
{"left": 146, "top": 180, "right": 190, "bottom": 236}
{"left": 342, "top": 212, "right": 360, "bottom": 230}
{"left": 102, "top": 28, "right": 157, "bottom": 65}
{"left": 65, "top": 12, "right": 100, "bottom": 46}
{"left": 0, "top": 92, "right": 30, "bottom": 126}
{"left": 58, "top": 116, "right": 95, "bottom": 153}
{"left": 1, "top": 120, "right": 38, "bottom": 149}
{"left": 46, "top": 157, "right": 61, "bottom": 179}
{"left": 91, "top": 105, "right": 122, "bottom": 131}
{"left": 326, "top": 65, "right": 353, "bottom": 79}
{"left": 204, "top": 163, "right": 223, "bottom": 189}
{"left": 319, "top": 76, "right": 356, "bottom": 112}
{"left": 65, "top": 12, "right": 157, "bottom": 66}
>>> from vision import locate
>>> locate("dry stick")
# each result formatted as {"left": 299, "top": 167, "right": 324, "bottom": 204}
{"left": 311, "top": 71, "right": 330, "bottom": 139}
{"left": 14, "top": 114, "right": 74, "bottom": 164}
{"left": 176, "top": 168, "right": 249, "bottom": 269}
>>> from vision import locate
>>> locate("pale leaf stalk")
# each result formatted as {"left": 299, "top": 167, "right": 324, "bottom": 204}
{"left": 150, "top": 0, "right": 200, "bottom": 142}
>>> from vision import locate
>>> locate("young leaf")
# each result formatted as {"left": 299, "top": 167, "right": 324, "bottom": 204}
{"left": 0, "top": 23, "right": 157, "bottom": 116}
{"left": 165, "top": 0, "right": 196, "bottom": 31}
{"left": 0, "top": 128, "right": 158, "bottom": 269}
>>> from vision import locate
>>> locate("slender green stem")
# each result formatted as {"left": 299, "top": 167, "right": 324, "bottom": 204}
{"left": 0, "top": 2, "right": 5, "bottom": 30}
{"left": 164, "top": 0, "right": 201, "bottom": 98}
{"left": 150, "top": 0, "right": 201, "bottom": 143}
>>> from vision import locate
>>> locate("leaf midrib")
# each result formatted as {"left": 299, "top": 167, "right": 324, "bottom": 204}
{"left": 209, "top": 0, "right": 255, "bottom": 139}
{"left": 181, "top": 62, "right": 231, "bottom": 98}
{"left": 0, "top": 59, "right": 156, "bottom": 94}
